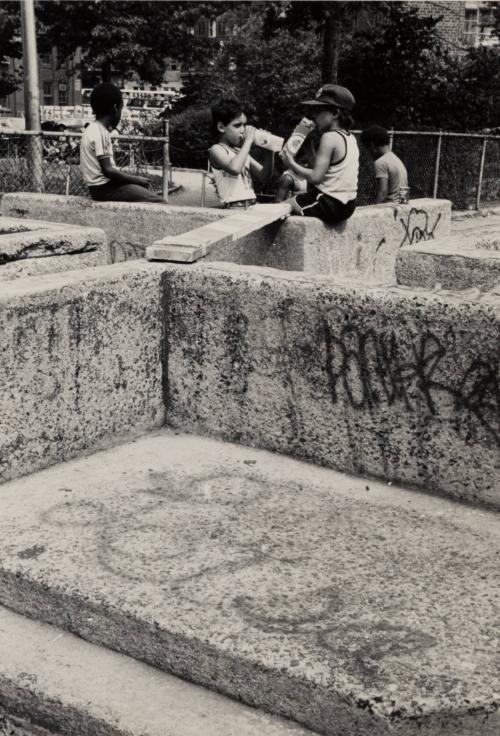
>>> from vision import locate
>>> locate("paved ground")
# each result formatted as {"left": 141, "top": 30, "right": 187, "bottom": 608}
{"left": 0, "top": 430, "right": 499, "bottom": 735}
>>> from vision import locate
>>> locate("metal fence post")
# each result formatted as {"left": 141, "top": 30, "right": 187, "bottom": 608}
{"left": 476, "top": 137, "right": 487, "bottom": 211}
{"left": 29, "top": 132, "right": 44, "bottom": 192}
{"left": 432, "top": 131, "right": 442, "bottom": 199}
{"left": 389, "top": 128, "right": 394, "bottom": 152}
{"left": 162, "top": 119, "right": 170, "bottom": 202}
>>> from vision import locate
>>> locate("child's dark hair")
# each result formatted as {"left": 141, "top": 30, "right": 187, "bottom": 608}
{"left": 210, "top": 97, "right": 244, "bottom": 140}
{"left": 90, "top": 83, "right": 123, "bottom": 117}
{"left": 361, "top": 124, "right": 390, "bottom": 148}
{"left": 336, "top": 108, "right": 354, "bottom": 132}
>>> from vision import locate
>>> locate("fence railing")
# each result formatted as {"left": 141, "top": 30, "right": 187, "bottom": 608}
{"left": 1, "top": 128, "right": 500, "bottom": 211}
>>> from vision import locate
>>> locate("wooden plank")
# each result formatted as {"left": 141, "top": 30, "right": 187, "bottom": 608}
{"left": 146, "top": 203, "right": 291, "bottom": 263}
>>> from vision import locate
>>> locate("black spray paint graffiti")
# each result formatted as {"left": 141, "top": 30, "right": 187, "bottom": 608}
{"left": 322, "top": 321, "right": 500, "bottom": 445}
{"left": 108, "top": 240, "right": 144, "bottom": 264}
{"left": 398, "top": 207, "right": 442, "bottom": 247}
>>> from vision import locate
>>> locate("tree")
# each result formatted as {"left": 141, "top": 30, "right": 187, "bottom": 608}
{"left": 0, "top": 2, "right": 22, "bottom": 99}
{"left": 35, "top": 1, "right": 239, "bottom": 84}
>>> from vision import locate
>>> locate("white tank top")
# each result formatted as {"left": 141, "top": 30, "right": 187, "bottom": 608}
{"left": 317, "top": 130, "right": 359, "bottom": 204}
{"left": 210, "top": 143, "right": 256, "bottom": 204}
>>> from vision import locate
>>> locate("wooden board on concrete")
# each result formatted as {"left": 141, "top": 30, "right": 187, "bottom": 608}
{"left": 146, "top": 202, "right": 291, "bottom": 263}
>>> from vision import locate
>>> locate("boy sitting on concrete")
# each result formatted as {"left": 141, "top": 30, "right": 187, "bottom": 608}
{"left": 80, "top": 83, "right": 164, "bottom": 203}
{"left": 361, "top": 125, "right": 408, "bottom": 204}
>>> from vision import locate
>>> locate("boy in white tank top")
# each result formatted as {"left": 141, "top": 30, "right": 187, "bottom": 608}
{"left": 209, "top": 98, "right": 274, "bottom": 208}
{"left": 281, "top": 84, "right": 359, "bottom": 225}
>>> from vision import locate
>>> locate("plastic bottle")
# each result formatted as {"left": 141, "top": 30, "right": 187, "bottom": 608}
{"left": 252, "top": 129, "right": 285, "bottom": 152}
{"left": 283, "top": 117, "right": 315, "bottom": 157}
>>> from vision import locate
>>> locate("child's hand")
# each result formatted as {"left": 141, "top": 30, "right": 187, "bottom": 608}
{"left": 281, "top": 149, "right": 295, "bottom": 168}
{"left": 244, "top": 125, "right": 257, "bottom": 144}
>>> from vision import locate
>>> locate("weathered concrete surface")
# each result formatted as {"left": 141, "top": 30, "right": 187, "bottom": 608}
{"left": 1, "top": 194, "right": 450, "bottom": 283}
{"left": 0, "top": 250, "right": 103, "bottom": 282}
{"left": 267, "top": 200, "right": 451, "bottom": 283}
{"left": 0, "top": 607, "right": 316, "bottom": 736}
{"left": 397, "top": 242, "right": 500, "bottom": 290}
{"left": 397, "top": 217, "right": 500, "bottom": 290}
{"left": 0, "top": 263, "right": 165, "bottom": 482}
{"left": 147, "top": 202, "right": 291, "bottom": 263}
{"left": 163, "top": 262, "right": 500, "bottom": 507}
{"left": 0, "top": 193, "right": 230, "bottom": 263}
{"left": 1, "top": 432, "right": 500, "bottom": 736}
{"left": 0, "top": 216, "right": 105, "bottom": 262}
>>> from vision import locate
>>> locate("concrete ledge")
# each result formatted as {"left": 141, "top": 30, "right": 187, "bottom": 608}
{"left": 1, "top": 193, "right": 230, "bottom": 263}
{"left": 397, "top": 240, "right": 500, "bottom": 290}
{"left": 0, "top": 606, "right": 314, "bottom": 736}
{"left": 268, "top": 199, "right": 451, "bottom": 283}
{"left": 0, "top": 216, "right": 105, "bottom": 262}
{"left": 1, "top": 194, "right": 451, "bottom": 284}
{"left": 0, "top": 263, "right": 166, "bottom": 482}
{"left": 1, "top": 433, "right": 500, "bottom": 735}
{"left": 163, "top": 261, "right": 500, "bottom": 507}
{"left": 0, "top": 250, "right": 104, "bottom": 282}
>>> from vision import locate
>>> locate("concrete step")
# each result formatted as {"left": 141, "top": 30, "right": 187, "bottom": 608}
{"left": 0, "top": 606, "right": 315, "bottom": 736}
{"left": 396, "top": 236, "right": 500, "bottom": 289}
{"left": 397, "top": 219, "right": 500, "bottom": 289}
{"left": 0, "top": 430, "right": 500, "bottom": 736}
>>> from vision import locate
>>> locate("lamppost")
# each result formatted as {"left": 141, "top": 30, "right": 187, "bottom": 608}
{"left": 20, "top": 0, "right": 43, "bottom": 190}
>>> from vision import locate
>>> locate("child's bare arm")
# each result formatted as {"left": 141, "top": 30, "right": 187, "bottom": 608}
{"left": 209, "top": 127, "right": 256, "bottom": 175}
{"left": 282, "top": 132, "right": 340, "bottom": 186}
{"left": 250, "top": 150, "right": 274, "bottom": 185}
{"left": 375, "top": 177, "right": 389, "bottom": 203}
{"left": 98, "top": 156, "right": 150, "bottom": 187}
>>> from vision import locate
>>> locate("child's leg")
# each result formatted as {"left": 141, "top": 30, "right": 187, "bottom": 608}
{"left": 290, "top": 189, "right": 356, "bottom": 224}
{"left": 275, "top": 172, "right": 295, "bottom": 202}
{"left": 89, "top": 182, "right": 164, "bottom": 203}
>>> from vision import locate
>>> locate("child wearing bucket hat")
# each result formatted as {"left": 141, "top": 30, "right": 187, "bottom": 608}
{"left": 281, "top": 84, "right": 359, "bottom": 225}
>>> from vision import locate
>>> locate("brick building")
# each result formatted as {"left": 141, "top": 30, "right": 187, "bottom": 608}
{"left": 408, "top": 0, "right": 498, "bottom": 53}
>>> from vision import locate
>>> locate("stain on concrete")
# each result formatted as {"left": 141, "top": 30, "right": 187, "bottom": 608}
{"left": 17, "top": 544, "right": 46, "bottom": 560}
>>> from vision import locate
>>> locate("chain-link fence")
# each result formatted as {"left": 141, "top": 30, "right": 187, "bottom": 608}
{"left": 1, "top": 129, "right": 500, "bottom": 210}
{"left": 0, "top": 130, "right": 167, "bottom": 198}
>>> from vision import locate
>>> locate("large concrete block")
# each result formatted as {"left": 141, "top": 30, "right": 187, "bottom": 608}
{"left": 0, "top": 193, "right": 231, "bottom": 263}
{"left": 0, "top": 216, "right": 105, "bottom": 261}
{"left": 163, "top": 262, "right": 500, "bottom": 507}
{"left": 1, "top": 195, "right": 451, "bottom": 286}
{"left": 397, "top": 242, "right": 500, "bottom": 290}
{"left": 267, "top": 199, "right": 451, "bottom": 283}
{"left": 0, "top": 249, "right": 104, "bottom": 282}
{"left": 0, "top": 263, "right": 166, "bottom": 482}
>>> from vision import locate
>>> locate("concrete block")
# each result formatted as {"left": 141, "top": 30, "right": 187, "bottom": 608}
{"left": 0, "top": 262, "right": 166, "bottom": 482}
{"left": 397, "top": 241, "right": 500, "bottom": 290}
{"left": 162, "top": 261, "right": 500, "bottom": 508}
{"left": 0, "top": 606, "right": 314, "bottom": 736}
{"left": 0, "top": 250, "right": 104, "bottom": 282}
{"left": 1, "top": 432, "right": 500, "bottom": 736}
{"left": 0, "top": 195, "right": 451, "bottom": 285}
{"left": 147, "top": 203, "right": 291, "bottom": 263}
{"left": 267, "top": 199, "right": 451, "bottom": 283}
{"left": 0, "top": 216, "right": 105, "bottom": 262}
{"left": 0, "top": 193, "right": 230, "bottom": 263}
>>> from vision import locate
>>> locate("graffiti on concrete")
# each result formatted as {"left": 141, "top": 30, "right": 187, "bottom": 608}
{"left": 399, "top": 207, "right": 442, "bottom": 247}
{"left": 322, "top": 321, "right": 500, "bottom": 445}
{"left": 109, "top": 240, "right": 144, "bottom": 264}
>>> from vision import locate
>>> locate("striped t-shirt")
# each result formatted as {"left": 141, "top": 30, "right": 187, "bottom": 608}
{"left": 80, "top": 121, "right": 116, "bottom": 186}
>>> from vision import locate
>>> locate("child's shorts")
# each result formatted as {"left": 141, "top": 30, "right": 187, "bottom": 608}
{"left": 292, "top": 187, "right": 356, "bottom": 225}
{"left": 281, "top": 169, "right": 307, "bottom": 193}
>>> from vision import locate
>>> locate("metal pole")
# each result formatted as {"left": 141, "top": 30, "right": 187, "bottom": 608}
{"left": 476, "top": 137, "right": 487, "bottom": 211}
{"left": 20, "top": 0, "right": 43, "bottom": 192}
{"left": 201, "top": 171, "right": 206, "bottom": 207}
{"left": 162, "top": 118, "right": 170, "bottom": 202}
{"left": 432, "top": 132, "right": 442, "bottom": 199}
{"left": 388, "top": 128, "right": 394, "bottom": 152}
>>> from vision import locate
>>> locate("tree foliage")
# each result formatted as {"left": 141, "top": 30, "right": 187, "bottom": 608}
{"left": 0, "top": 2, "right": 22, "bottom": 99}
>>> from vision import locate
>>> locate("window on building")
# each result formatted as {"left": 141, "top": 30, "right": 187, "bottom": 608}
{"left": 58, "top": 82, "right": 68, "bottom": 105}
{"left": 464, "top": 5, "right": 496, "bottom": 46}
{"left": 194, "top": 17, "right": 218, "bottom": 37}
{"left": 43, "top": 81, "right": 53, "bottom": 105}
